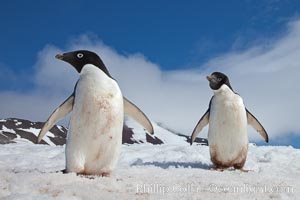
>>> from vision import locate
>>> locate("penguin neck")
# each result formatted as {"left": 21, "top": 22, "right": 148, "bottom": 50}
{"left": 213, "top": 84, "right": 235, "bottom": 96}
{"left": 80, "top": 64, "right": 112, "bottom": 79}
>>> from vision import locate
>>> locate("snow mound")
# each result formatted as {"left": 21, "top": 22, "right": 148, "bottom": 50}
{"left": 0, "top": 142, "right": 298, "bottom": 199}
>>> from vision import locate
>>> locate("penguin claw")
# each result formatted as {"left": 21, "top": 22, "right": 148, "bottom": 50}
{"left": 210, "top": 167, "right": 226, "bottom": 172}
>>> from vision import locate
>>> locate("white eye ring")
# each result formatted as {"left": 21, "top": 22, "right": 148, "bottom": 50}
{"left": 77, "top": 53, "right": 84, "bottom": 59}
{"left": 217, "top": 77, "right": 222, "bottom": 81}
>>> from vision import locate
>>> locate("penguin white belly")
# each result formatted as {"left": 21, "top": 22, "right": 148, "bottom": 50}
{"left": 66, "top": 64, "right": 124, "bottom": 175}
{"left": 208, "top": 86, "right": 248, "bottom": 167}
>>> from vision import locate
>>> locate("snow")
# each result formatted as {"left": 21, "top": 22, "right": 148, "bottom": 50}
{"left": 15, "top": 122, "right": 22, "bottom": 126}
{"left": 125, "top": 119, "right": 146, "bottom": 143}
{"left": 152, "top": 123, "right": 187, "bottom": 144}
{"left": 57, "top": 125, "right": 65, "bottom": 133}
{"left": 1, "top": 125, "right": 16, "bottom": 134}
{"left": 0, "top": 142, "right": 299, "bottom": 199}
{"left": 125, "top": 118, "right": 188, "bottom": 145}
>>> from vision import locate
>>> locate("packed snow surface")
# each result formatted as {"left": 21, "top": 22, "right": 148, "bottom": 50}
{"left": 0, "top": 141, "right": 299, "bottom": 199}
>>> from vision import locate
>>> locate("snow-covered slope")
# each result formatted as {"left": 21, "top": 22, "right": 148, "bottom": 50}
{"left": 0, "top": 118, "right": 66, "bottom": 145}
{"left": 0, "top": 118, "right": 208, "bottom": 145}
{"left": 0, "top": 142, "right": 299, "bottom": 199}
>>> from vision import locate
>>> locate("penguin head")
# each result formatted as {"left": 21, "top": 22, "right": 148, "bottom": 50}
{"left": 55, "top": 50, "right": 111, "bottom": 76}
{"left": 207, "top": 72, "right": 232, "bottom": 90}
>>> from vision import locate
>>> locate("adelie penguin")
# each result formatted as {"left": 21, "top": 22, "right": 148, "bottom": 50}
{"left": 190, "top": 72, "right": 268, "bottom": 171}
{"left": 37, "top": 50, "right": 154, "bottom": 176}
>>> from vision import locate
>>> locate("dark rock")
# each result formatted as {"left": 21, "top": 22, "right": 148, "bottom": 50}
{"left": 16, "top": 129, "right": 48, "bottom": 145}
{"left": 146, "top": 134, "right": 163, "bottom": 145}
{"left": 2, "top": 132, "right": 17, "bottom": 140}
{"left": 0, "top": 133, "right": 16, "bottom": 144}
{"left": 122, "top": 125, "right": 135, "bottom": 144}
{"left": 176, "top": 133, "right": 208, "bottom": 146}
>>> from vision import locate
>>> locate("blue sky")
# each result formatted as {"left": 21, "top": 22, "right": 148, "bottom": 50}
{"left": 1, "top": 0, "right": 299, "bottom": 73}
{"left": 1, "top": 0, "right": 300, "bottom": 147}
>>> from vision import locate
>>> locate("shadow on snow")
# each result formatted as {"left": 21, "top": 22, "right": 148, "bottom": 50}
{"left": 131, "top": 159, "right": 212, "bottom": 170}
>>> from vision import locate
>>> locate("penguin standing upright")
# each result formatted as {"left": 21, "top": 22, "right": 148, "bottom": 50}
{"left": 190, "top": 72, "right": 268, "bottom": 171}
{"left": 37, "top": 50, "right": 154, "bottom": 176}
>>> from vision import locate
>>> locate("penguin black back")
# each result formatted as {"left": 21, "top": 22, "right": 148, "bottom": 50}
{"left": 207, "top": 72, "right": 232, "bottom": 90}
{"left": 56, "top": 50, "right": 111, "bottom": 77}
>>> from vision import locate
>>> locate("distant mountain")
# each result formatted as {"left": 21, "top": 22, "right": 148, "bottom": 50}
{"left": 155, "top": 122, "right": 208, "bottom": 145}
{"left": 0, "top": 118, "right": 208, "bottom": 146}
{"left": 0, "top": 118, "right": 67, "bottom": 145}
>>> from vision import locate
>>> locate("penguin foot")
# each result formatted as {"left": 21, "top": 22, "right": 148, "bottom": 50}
{"left": 238, "top": 169, "right": 252, "bottom": 173}
{"left": 210, "top": 167, "right": 226, "bottom": 172}
{"left": 101, "top": 172, "right": 111, "bottom": 177}
{"left": 75, "top": 171, "right": 111, "bottom": 178}
{"left": 79, "top": 175, "right": 96, "bottom": 179}
{"left": 80, "top": 172, "right": 110, "bottom": 178}
{"left": 54, "top": 169, "right": 68, "bottom": 174}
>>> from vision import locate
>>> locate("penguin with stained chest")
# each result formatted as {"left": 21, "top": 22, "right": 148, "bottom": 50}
{"left": 37, "top": 50, "right": 154, "bottom": 176}
{"left": 190, "top": 72, "right": 268, "bottom": 171}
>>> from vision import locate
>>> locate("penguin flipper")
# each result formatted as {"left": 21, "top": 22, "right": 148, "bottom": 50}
{"left": 123, "top": 97, "right": 154, "bottom": 135}
{"left": 36, "top": 94, "right": 74, "bottom": 143}
{"left": 190, "top": 109, "right": 209, "bottom": 145}
{"left": 246, "top": 108, "right": 269, "bottom": 143}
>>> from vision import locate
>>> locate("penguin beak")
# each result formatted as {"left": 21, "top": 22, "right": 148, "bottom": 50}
{"left": 206, "top": 75, "right": 213, "bottom": 81}
{"left": 55, "top": 54, "right": 64, "bottom": 60}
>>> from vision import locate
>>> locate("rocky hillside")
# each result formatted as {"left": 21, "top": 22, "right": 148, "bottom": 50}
{"left": 0, "top": 118, "right": 208, "bottom": 146}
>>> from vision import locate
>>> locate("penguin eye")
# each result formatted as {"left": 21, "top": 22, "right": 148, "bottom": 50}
{"left": 217, "top": 77, "right": 222, "bottom": 81}
{"left": 77, "top": 53, "right": 84, "bottom": 59}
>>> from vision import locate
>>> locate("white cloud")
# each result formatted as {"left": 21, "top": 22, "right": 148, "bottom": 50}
{"left": 1, "top": 19, "right": 300, "bottom": 143}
